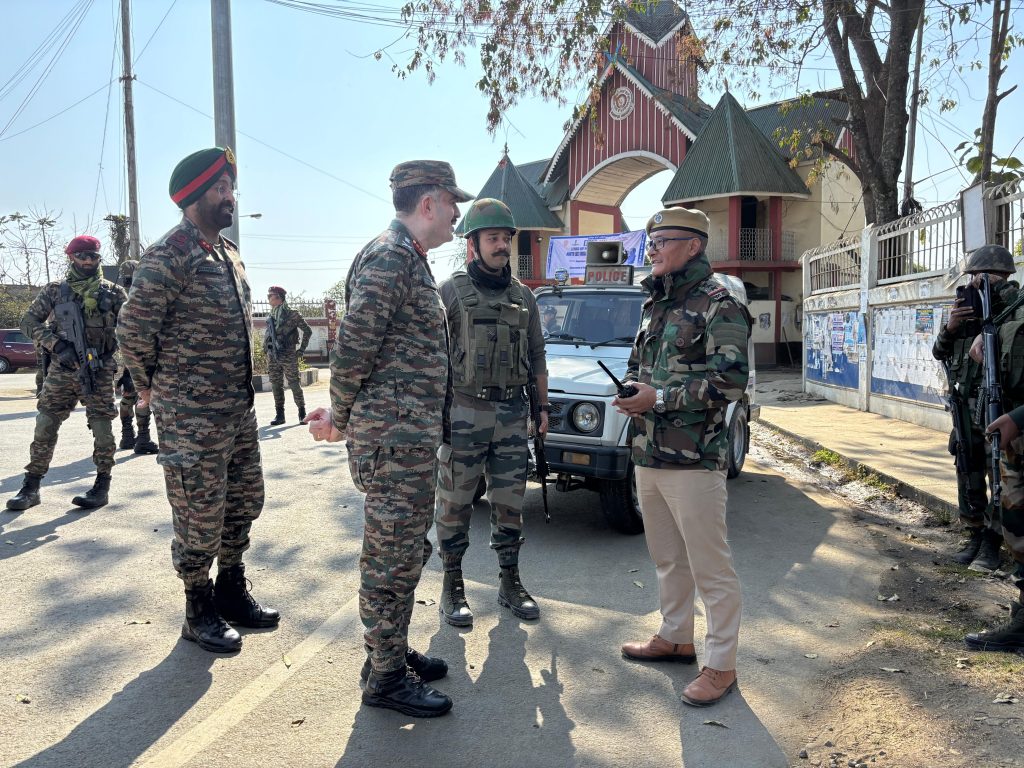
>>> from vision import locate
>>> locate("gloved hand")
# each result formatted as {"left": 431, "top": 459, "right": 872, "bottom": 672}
{"left": 53, "top": 340, "right": 79, "bottom": 370}
{"left": 298, "top": 347, "right": 307, "bottom": 358}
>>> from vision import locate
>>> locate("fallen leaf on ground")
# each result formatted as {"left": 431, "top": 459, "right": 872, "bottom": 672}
{"left": 632, "top": 581, "right": 644, "bottom": 588}
{"left": 291, "top": 718, "right": 305, "bottom": 726}
{"left": 875, "top": 594, "right": 899, "bottom": 602}
{"left": 326, "top": 658, "right": 333, "bottom": 664}
{"left": 880, "top": 667, "right": 905, "bottom": 673}
{"left": 124, "top": 619, "right": 151, "bottom": 625}
{"left": 804, "top": 653, "right": 819, "bottom": 659}
{"left": 825, "top": 622, "right": 840, "bottom": 628}
{"left": 283, "top": 654, "right": 292, "bottom": 668}
{"left": 955, "top": 657, "right": 971, "bottom": 669}
{"left": 627, "top": 568, "right": 639, "bottom": 573}
{"left": 15, "top": 694, "right": 30, "bottom": 704}
{"left": 890, "top": 564, "right": 899, "bottom": 571}
{"left": 702, "top": 720, "right": 729, "bottom": 728}
{"left": 993, "top": 693, "right": 1019, "bottom": 704}
{"left": 865, "top": 640, "right": 876, "bottom": 648}
{"left": 592, "top": 667, "right": 605, "bottom": 673}
{"left": 416, "top": 598, "right": 436, "bottom": 606}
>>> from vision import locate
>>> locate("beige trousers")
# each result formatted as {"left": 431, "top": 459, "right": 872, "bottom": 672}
{"left": 635, "top": 466, "right": 741, "bottom": 670}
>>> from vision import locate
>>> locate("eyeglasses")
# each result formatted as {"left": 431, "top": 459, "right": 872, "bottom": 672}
{"left": 647, "top": 236, "right": 699, "bottom": 252}
{"left": 71, "top": 251, "right": 101, "bottom": 261}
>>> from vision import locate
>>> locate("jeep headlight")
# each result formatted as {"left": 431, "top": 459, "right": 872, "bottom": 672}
{"left": 572, "top": 402, "right": 601, "bottom": 433}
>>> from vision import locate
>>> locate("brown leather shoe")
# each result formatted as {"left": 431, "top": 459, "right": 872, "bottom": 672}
{"left": 621, "top": 634, "right": 697, "bottom": 663}
{"left": 681, "top": 667, "right": 737, "bottom": 707}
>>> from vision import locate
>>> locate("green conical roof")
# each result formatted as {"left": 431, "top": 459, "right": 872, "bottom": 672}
{"left": 662, "top": 91, "right": 810, "bottom": 205}
{"left": 459, "top": 151, "right": 564, "bottom": 234}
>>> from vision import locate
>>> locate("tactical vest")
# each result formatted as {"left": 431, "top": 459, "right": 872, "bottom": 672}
{"left": 449, "top": 272, "right": 530, "bottom": 395}
{"left": 57, "top": 281, "right": 119, "bottom": 359}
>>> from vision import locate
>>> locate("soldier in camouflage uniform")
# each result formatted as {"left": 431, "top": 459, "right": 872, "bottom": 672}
{"left": 114, "top": 259, "right": 158, "bottom": 455}
{"left": 306, "top": 160, "right": 471, "bottom": 718}
{"left": 964, "top": 245, "right": 1024, "bottom": 654}
{"left": 434, "top": 198, "right": 549, "bottom": 627}
{"left": 616, "top": 208, "right": 751, "bottom": 708}
{"left": 265, "top": 285, "right": 312, "bottom": 425}
{"left": 932, "top": 247, "right": 1017, "bottom": 571}
{"left": 117, "top": 147, "right": 278, "bottom": 654}
{"left": 6, "top": 235, "right": 126, "bottom": 512}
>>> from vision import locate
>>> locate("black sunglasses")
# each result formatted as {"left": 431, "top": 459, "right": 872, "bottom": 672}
{"left": 71, "top": 251, "right": 101, "bottom": 261}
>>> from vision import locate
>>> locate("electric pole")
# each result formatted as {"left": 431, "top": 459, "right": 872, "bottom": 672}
{"left": 901, "top": 10, "right": 925, "bottom": 215}
{"left": 211, "top": 0, "right": 239, "bottom": 245}
{"left": 120, "top": 0, "right": 142, "bottom": 260}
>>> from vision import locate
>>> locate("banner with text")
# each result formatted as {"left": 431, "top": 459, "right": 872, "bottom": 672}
{"left": 546, "top": 231, "right": 647, "bottom": 279}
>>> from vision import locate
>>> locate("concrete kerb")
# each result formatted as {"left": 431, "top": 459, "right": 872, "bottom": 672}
{"left": 757, "top": 417, "right": 959, "bottom": 523}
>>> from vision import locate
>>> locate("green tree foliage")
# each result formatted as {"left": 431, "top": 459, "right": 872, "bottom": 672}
{"left": 0, "top": 286, "right": 34, "bottom": 329}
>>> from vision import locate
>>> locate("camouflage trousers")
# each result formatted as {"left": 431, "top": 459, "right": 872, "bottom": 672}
{"left": 997, "top": 437, "right": 1024, "bottom": 591}
{"left": 269, "top": 350, "right": 305, "bottom": 411}
{"left": 26, "top": 363, "right": 116, "bottom": 476}
{"left": 950, "top": 415, "right": 1000, "bottom": 533}
{"left": 117, "top": 370, "right": 152, "bottom": 427}
{"left": 349, "top": 441, "right": 436, "bottom": 674}
{"left": 435, "top": 392, "right": 528, "bottom": 569}
{"left": 155, "top": 407, "right": 264, "bottom": 588}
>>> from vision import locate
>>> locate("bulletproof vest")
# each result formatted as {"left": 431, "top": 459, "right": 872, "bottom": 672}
{"left": 449, "top": 271, "right": 530, "bottom": 394}
{"left": 57, "top": 281, "right": 119, "bottom": 359}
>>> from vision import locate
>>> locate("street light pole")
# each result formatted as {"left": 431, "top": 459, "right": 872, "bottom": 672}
{"left": 121, "top": 0, "right": 142, "bottom": 260}
{"left": 211, "top": 0, "right": 239, "bottom": 245}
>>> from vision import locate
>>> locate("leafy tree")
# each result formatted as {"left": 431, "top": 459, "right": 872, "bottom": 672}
{"left": 399, "top": 0, "right": 1003, "bottom": 226}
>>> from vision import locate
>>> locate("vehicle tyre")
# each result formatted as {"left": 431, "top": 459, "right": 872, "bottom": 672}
{"left": 473, "top": 476, "right": 486, "bottom": 503}
{"left": 599, "top": 463, "right": 644, "bottom": 534}
{"left": 0, "top": 357, "right": 11, "bottom": 374}
{"left": 726, "top": 406, "right": 749, "bottom": 479}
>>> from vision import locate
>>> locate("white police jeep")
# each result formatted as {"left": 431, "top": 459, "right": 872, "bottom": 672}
{"left": 534, "top": 258, "right": 758, "bottom": 534}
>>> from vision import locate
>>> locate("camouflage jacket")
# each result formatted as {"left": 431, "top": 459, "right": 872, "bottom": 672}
{"left": 932, "top": 279, "right": 1018, "bottom": 396}
{"left": 267, "top": 306, "right": 312, "bottom": 355}
{"left": 330, "top": 219, "right": 449, "bottom": 447}
{"left": 22, "top": 277, "right": 126, "bottom": 367}
{"left": 116, "top": 217, "right": 255, "bottom": 416}
{"left": 625, "top": 255, "right": 751, "bottom": 471}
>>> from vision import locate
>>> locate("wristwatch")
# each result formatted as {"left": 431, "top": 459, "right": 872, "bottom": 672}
{"left": 539, "top": 403, "right": 552, "bottom": 413}
{"left": 654, "top": 389, "right": 666, "bottom": 414}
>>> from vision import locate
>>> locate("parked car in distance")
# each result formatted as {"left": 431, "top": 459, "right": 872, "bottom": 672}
{"left": 0, "top": 329, "right": 38, "bottom": 373}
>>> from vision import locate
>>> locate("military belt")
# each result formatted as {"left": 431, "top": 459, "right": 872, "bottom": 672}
{"left": 460, "top": 385, "right": 522, "bottom": 402}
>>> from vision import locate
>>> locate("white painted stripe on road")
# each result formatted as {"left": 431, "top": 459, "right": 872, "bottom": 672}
{"left": 137, "top": 595, "right": 360, "bottom": 768}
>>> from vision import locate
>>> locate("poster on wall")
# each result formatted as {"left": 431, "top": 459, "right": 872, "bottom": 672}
{"left": 870, "top": 303, "right": 947, "bottom": 406}
{"left": 805, "top": 311, "right": 863, "bottom": 389}
{"left": 546, "top": 231, "right": 647, "bottom": 279}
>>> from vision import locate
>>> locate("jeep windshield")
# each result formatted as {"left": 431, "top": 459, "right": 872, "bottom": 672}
{"left": 537, "top": 291, "right": 643, "bottom": 347}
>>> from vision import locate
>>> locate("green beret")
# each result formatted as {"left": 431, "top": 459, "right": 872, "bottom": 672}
{"left": 646, "top": 207, "right": 709, "bottom": 238}
{"left": 390, "top": 160, "right": 472, "bottom": 202}
{"left": 169, "top": 147, "right": 237, "bottom": 209}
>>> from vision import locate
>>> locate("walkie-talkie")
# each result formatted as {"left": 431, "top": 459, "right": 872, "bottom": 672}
{"left": 598, "top": 360, "right": 638, "bottom": 398}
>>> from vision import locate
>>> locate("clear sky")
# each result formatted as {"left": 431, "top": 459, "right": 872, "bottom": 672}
{"left": 2, "top": 0, "right": 1022, "bottom": 300}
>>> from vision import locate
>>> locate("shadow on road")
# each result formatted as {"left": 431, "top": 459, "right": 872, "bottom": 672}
{"left": 14, "top": 644, "right": 216, "bottom": 768}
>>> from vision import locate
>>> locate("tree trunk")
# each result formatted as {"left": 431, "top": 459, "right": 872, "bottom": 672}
{"left": 978, "top": 0, "right": 1011, "bottom": 183}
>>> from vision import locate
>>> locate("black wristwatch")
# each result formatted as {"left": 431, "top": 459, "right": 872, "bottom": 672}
{"left": 539, "top": 404, "right": 552, "bottom": 413}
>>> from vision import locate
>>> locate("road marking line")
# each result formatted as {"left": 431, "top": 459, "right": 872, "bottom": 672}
{"left": 137, "top": 594, "right": 360, "bottom": 768}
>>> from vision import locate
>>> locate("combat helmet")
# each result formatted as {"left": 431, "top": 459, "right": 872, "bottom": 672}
{"left": 461, "top": 198, "right": 517, "bottom": 238}
{"left": 119, "top": 259, "right": 139, "bottom": 288}
{"left": 965, "top": 244, "right": 1015, "bottom": 275}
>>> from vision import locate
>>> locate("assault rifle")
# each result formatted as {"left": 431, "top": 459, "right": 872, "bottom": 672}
{"left": 54, "top": 289, "right": 99, "bottom": 396}
{"left": 526, "top": 369, "right": 551, "bottom": 523}
{"left": 265, "top": 315, "right": 282, "bottom": 360}
{"left": 978, "top": 274, "right": 1003, "bottom": 513}
{"left": 940, "top": 359, "right": 975, "bottom": 497}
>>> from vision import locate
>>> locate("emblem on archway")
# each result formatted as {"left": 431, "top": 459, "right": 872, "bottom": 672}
{"left": 609, "top": 86, "right": 635, "bottom": 120}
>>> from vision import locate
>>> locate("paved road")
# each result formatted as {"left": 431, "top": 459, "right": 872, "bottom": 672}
{"left": 0, "top": 372, "right": 879, "bottom": 767}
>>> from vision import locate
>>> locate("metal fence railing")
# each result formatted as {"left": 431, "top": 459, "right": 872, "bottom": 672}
{"left": 706, "top": 228, "right": 798, "bottom": 262}
{"left": 805, "top": 234, "right": 862, "bottom": 293}
{"left": 988, "top": 177, "right": 1024, "bottom": 259}
{"left": 875, "top": 199, "right": 961, "bottom": 283}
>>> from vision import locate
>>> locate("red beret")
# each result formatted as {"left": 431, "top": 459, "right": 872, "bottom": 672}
{"left": 268, "top": 286, "right": 286, "bottom": 298}
{"left": 66, "top": 235, "right": 101, "bottom": 255}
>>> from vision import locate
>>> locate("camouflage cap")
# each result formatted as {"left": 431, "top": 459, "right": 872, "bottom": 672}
{"left": 390, "top": 160, "right": 473, "bottom": 202}
{"left": 646, "top": 207, "right": 710, "bottom": 238}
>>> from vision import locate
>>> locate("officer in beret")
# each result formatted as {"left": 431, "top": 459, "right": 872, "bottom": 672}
{"left": 305, "top": 159, "right": 471, "bottom": 717}
{"left": 616, "top": 207, "right": 751, "bottom": 707}
{"left": 118, "top": 147, "right": 278, "bottom": 654}
{"left": 114, "top": 259, "right": 159, "bottom": 455}
{"left": 7, "top": 235, "right": 127, "bottom": 512}
{"left": 265, "top": 285, "right": 312, "bottom": 425}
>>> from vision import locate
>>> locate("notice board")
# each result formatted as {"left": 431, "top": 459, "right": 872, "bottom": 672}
{"left": 869, "top": 303, "right": 947, "bottom": 406}
{"left": 805, "top": 311, "right": 864, "bottom": 390}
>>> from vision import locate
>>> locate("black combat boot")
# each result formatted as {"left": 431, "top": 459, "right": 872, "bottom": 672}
{"left": 439, "top": 569, "right": 473, "bottom": 627}
{"left": 953, "top": 527, "right": 986, "bottom": 565}
{"left": 298, "top": 405, "right": 306, "bottom": 422}
{"left": 214, "top": 564, "right": 280, "bottom": 627}
{"left": 498, "top": 565, "right": 540, "bottom": 620}
{"left": 134, "top": 416, "right": 159, "bottom": 455}
{"left": 270, "top": 407, "right": 285, "bottom": 426}
{"left": 119, "top": 415, "right": 136, "bottom": 450}
{"left": 6, "top": 473, "right": 42, "bottom": 511}
{"left": 361, "top": 667, "right": 453, "bottom": 718}
{"left": 183, "top": 580, "right": 242, "bottom": 653}
{"left": 71, "top": 473, "right": 110, "bottom": 509}
{"left": 360, "top": 647, "right": 449, "bottom": 686}
{"left": 969, "top": 529, "right": 1004, "bottom": 573}
{"left": 965, "top": 599, "right": 1024, "bottom": 653}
